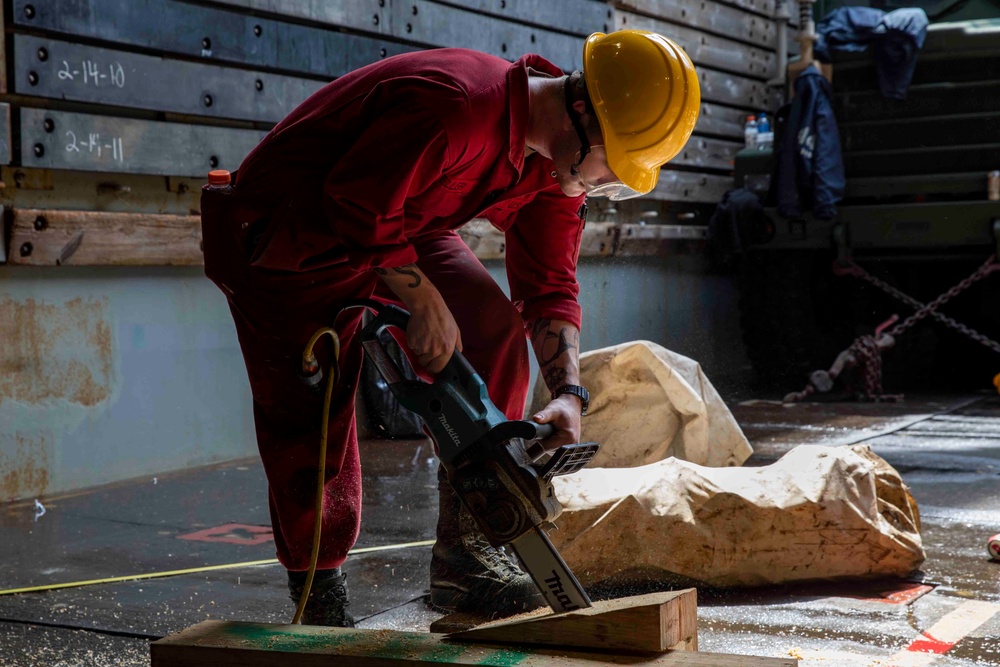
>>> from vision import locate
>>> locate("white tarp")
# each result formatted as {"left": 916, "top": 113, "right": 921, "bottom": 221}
{"left": 530, "top": 341, "right": 753, "bottom": 468}
{"left": 532, "top": 341, "right": 924, "bottom": 587}
{"left": 550, "top": 444, "right": 925, "bottom": 587}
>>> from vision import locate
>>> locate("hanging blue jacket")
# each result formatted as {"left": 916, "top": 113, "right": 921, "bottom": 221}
{"left": 815, "top": 6, "right": 928, "bottom": 100}
{"left": 776, "top": 65, "right": 845, "bottom": 220}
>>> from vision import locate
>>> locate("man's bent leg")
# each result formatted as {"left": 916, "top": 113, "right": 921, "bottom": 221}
{"left": 414, "top": 232, "right": 532, "bottom": 421}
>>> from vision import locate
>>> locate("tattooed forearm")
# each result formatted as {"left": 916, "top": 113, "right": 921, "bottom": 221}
{"left": 538, "top": 327, "right": 578, "bottom": 366}
{"left": 531, "top": 318, "right": 552, "bottom": 341}
{"left": 392, "top": 263, "right": 422, "bottom": 288}
{"left": 372, "top": 263, "right": 422, "bottom": 288}
{"left": 543, "top": 366, "right": 568, "bottom": 392}
{"left": 530, "top": 318, "right": 580, "bottom": 394}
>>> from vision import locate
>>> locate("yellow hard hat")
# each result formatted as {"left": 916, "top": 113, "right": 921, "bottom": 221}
{"left": 582, "top": 30, "right": 701, "bottom": 197}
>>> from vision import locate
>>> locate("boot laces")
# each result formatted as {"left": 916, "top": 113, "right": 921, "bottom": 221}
{"left": 462, "top": 531, "right": 523, "bottom": 579}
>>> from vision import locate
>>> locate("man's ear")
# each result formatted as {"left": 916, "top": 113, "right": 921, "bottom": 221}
{"left": 571, "top": 99, "right": 603, "bottom": 142}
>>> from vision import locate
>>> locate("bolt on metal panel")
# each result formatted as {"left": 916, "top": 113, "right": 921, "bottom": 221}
{"left": 648, "top": 170, "right": 733, "bottom": 203}
{"left": 698, "top": 69, "right": 781, "bottom": 112}
{"left": 688, "top": 0, "right": 778, "bottom": 18}
{"left": 203, "top": 0, "right": 391, "bottom": 36}
{"left": 618, "top": 11, "right": 775, "bottom": 80}
{"left": 695, "top": 103, "right": 748, "bottom": 140}
{"left": 673, "top": 135, "right": 742, "bottom": 171}
{"left": 208, "top": 0, "right": 611, "bottom": 39}
{"left": 431, "top": 0, "right": 612, "bottom": 37}
{"left": 617, "top": 0, "right": 777, "bottom": 49}
{"left": 20, "top": 108, "right": 265, "bottom": 176}
{"left": 13, "top": 36, "right": 326, "bottom": 124}
{"left": 11, "top": 0, "right": 414, "bottom": 79}
{"left": 387, "top": 0, "right": 583, "bottom": 71}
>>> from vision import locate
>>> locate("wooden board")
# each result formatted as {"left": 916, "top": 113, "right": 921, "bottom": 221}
{"left": 150, "top": 619, "right": 798, "bottom": 667}
{"left": 9, "top": 208, "right": 202, "bottom": 266}
{"left": 432, "top": 590, "right": 698, "bottom": 654}
{"left": 7, "top": 209, "right": 629, "bottom": 266}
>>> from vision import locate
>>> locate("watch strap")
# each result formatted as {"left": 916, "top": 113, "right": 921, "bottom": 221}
{"left": 553, "top": 384, "right": 590, "bottom": 416}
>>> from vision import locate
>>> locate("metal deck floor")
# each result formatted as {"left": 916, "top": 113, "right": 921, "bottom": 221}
{"left": 2, "top": 394, "right": 999, "bottom": 666}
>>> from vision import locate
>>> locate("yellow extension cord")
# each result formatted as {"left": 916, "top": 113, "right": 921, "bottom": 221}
{"left": 292, "top": 326, "right": 340, "bottom": 625}
{"left": 0, "top": 540, "right": 435, "bottom": 597}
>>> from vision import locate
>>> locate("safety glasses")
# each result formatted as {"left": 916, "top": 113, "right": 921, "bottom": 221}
{"left": 577, "top": 145, "right": 645, "bottom": 201}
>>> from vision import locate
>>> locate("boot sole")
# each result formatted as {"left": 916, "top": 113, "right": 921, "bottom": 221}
{"left": 428, "top": 584, "right": 546, "bottom": 616}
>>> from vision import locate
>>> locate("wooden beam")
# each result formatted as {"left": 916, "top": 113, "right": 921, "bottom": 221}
{"left": 460, "top": 220, "right": 617, "bottom": 260}
{"left": 6, "top": 208, "right": 699, "bottom": 267}
{"left": 9, "top": 209, "right": 202, "bottom": 266}
{"left": 150, "top": 619, "right": 797, "bottom": 667}
{"left": 433, "top": 590, "right": 698, "bottom": 654}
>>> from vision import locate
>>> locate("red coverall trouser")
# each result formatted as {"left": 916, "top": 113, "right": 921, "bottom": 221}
{"left": 201, "top": 188, "right": 531, "bottom": 571}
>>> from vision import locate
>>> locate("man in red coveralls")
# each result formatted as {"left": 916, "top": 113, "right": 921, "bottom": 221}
{"left": 201, "top": 30, "right": 700, "bottom": 625}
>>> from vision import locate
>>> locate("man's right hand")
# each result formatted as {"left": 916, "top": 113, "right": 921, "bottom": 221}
{"left": 407, "top": 293, "right": 462, "bottom": 373}
{"left": 373, "top": 262, "right": 462, "bottom": 373}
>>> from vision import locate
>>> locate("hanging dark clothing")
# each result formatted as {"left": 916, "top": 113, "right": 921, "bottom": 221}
{"left": 815, "top": 6, "right": 929, "bottom": 100}
{"left": 775, "top": 65, "right": 845, "bottom": 221}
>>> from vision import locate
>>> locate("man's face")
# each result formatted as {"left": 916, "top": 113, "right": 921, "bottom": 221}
{"left": 551, "top": 142, "right": 619, "bottom": 199}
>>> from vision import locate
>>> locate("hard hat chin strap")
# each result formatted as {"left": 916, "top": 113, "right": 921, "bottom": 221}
{"left": 565, "top": 73, "right": 591, "bottom": 176}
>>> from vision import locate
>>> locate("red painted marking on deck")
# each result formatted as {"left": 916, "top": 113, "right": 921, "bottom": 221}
{"left": 905, "top": 634, "right": 954, "bottom": 655}
{"left": 887, "top": 600, "right": 1000, "bottom": 666}
{"left": 854, "top": 583, "right": 935, "bottom": 604}
{"left": 178, "top": 523, "right": 274, "bottom": 545}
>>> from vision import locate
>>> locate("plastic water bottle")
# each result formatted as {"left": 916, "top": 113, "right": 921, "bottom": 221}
{"left": 206, "top": 169, "right": 233, "bottom": 194}
{"left": 743, "top": 115, "right": 758, "bottom": 149}
{"left": 756, "top": 113, "right": 773, "bottom": 151}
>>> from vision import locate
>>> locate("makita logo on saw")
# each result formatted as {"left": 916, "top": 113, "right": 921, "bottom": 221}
{"left": 544, "top": 571, "right": 580, "bottom": 612}
{"left": 436, "top": 413, "right": 461, "bottom": 446}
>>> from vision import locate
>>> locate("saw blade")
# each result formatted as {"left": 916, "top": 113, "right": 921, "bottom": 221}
{"left": 509, "top": 526, "right": 592, "bottom": 613}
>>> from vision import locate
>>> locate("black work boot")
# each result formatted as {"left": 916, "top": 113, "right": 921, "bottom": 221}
{"left": 287, "top": 568, "right": 355, "bottom": 627}
{"left": 429, "top": 466, "right": 546, "bottom": 616}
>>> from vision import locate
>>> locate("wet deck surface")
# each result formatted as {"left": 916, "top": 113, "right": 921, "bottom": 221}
{"left": 2, "top": 393, "right": 998, "bottom": 666}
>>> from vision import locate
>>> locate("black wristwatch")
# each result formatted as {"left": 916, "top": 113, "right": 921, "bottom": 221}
{"left": 553, "top": 384, "right": 590, "bottom": 416}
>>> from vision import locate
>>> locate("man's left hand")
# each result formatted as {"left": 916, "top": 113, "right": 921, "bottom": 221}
{"left": 531, "top": 394, "right": 583, "bottom": 451}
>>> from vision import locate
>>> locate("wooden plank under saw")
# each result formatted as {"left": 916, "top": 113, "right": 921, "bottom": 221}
{"left": 151, "top": 591, "right": 797, "bottom": 667}
{"left": 150, "top": 619, "right": 796, "bottom": 666}
{"left": 431, "top": 589, "right": 698, "bottom": 653}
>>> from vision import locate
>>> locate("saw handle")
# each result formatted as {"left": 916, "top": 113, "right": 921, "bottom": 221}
{"left": 359, "top": 303, "right": 478, "bottom": 385}
{"left": 529, "top": 422, "right": 555, "bottom": 441}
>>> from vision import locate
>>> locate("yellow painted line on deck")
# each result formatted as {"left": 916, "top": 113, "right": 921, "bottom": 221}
{"left": 0, "top": 539, "right": 435, "bottom": 596}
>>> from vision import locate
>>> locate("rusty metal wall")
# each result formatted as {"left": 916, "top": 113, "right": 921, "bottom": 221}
{"left": 0, "top": 266, "right": 258, "bottom": 502}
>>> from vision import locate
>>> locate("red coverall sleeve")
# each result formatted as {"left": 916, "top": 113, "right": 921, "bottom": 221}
{"left": 322, "top": 96, "right": 451, "bottom": 272}
{"left": 504, "top": 188, "right": 587, "bottom": 331}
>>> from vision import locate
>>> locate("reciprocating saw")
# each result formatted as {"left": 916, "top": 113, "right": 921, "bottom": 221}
{"left": 358, "top": 302, "right": 599, "bottom": 614}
